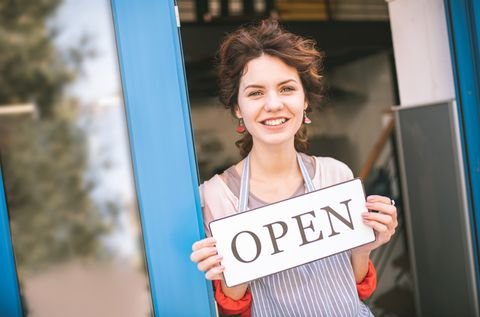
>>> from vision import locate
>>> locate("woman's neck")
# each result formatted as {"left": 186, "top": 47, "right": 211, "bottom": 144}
{"left": 248, "top": 143, "right": 301, "bottom": 183}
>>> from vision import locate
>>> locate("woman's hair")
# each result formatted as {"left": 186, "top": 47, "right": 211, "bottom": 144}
{"left": 216, "top": 18, "right": 325, "bottom": 158}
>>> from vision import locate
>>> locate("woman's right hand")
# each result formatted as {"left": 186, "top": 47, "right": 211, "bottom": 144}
{"left": 190, "top": 237, "right": 225, "bottom": 280}
{"left": 191, "top": 237, "right": 249, "bottom": 300}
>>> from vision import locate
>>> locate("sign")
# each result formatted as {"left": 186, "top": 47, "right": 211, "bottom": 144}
{"left": 209, "top": 178, "right": 375, "bottom": 287}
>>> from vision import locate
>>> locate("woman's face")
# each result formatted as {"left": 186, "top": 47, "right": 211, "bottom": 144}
{"left": 236, "top": 54, "right": 307, "bottom": 149}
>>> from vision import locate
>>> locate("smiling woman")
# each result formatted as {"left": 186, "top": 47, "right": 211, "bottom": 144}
{"left": 190, "top": 19, "right": 398, "bottom": 317}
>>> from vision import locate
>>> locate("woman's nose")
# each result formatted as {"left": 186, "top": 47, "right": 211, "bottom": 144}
{"left": 264, "top": 92, "right": 283, "bottom": 112}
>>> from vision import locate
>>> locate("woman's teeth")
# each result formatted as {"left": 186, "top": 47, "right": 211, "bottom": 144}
{"left": 263, "top": 118, "right": 287, "bottom": 126}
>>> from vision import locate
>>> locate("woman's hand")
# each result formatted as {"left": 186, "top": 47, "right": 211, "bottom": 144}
{"left": 191, "top": 237, "right": 249, "bottom": 300}
{"left": 190, "top": 237, "right": 225, "bottom": 280}
{"left": 354, "top": 195, "right": 398, "bottom": 256}
{"left": 351, "top": 195, "right": 398, "bottom": 282}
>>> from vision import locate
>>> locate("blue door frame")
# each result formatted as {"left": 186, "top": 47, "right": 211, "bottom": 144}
{"left": 0, "top": 2, "right": 215, "bottom": 316}
{"left": 0, "top": 168, "right": 23, "bottom": 317}
{"left": 110, "top": 1, "right": 215, "bottom": 315}
{"left": 445, "top": 0, "right": 480, "bottom": 297}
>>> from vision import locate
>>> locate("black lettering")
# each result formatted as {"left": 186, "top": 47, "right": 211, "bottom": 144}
{"left": 231, "top": 231, "right": 261, "bottom": 263}
{"left": 292, "top": 210, "right": 323, "bottom": 246}
{"left": 321, "top": 199, "right": 355, "bottom": 237}
{"left": 263, "top": 221, "right": 288, "bottom": 255}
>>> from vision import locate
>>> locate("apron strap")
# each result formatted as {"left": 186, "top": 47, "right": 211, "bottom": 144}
{"left": 239, "top": 154, "right": 251, "bottom": 212}
{"left": 297, "top": 152, "right": 315, "bottom": 192}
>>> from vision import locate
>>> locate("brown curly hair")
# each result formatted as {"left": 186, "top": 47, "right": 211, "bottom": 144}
{"left": 216, "top": 19, "right": 325, "bottom": 158}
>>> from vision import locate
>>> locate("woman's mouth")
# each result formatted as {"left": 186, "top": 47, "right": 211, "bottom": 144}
{"left": 262, "top": 118, "right": 288, "bottom": 126}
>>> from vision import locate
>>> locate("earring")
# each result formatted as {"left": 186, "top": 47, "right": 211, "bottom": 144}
{"left": 236, "top": 118, "right": 246, "bottom": 133}
{"left": 303, "top": 111, "right": 312, "bottom": 125}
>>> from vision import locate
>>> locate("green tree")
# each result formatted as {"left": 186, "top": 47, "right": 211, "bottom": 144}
{"left": 0, "top": 0, "right": 74, "bottom": 115}
{"left": 0, "top": 0, "right": 117, "bottom": 272}
{"left": 3, "top": 107, "right": 115, "bottom": 271}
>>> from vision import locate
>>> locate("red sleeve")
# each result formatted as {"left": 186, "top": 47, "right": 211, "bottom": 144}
{"left": 213, "top": 280, "right": 252, "bottom": 317}
{"left": 356, "top": 260, "right": 377, "bottom": 300}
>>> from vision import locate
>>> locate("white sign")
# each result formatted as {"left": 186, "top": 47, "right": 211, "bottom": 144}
{"left": 209, "top": 178, "right": 375, "bottom": 287}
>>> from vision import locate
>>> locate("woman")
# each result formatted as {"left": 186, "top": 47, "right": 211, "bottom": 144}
{"left": 190, "top": 19, "right": 397, "bottom": 317}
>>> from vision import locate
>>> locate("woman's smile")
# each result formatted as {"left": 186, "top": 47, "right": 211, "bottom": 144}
{"left": 261, "top": 117, "right": 289, "bottom": 127}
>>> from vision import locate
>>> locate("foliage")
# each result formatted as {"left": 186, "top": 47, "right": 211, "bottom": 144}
{"left": 0, "top": 0, "right": 117, "bottom": 272}
{"left": 2, "top": 106, "right": 116, "bottom": 271}
{"left": 0, "top": 0, "right": 74, "bottom": 115}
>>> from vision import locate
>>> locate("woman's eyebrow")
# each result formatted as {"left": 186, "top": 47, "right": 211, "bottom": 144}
{"left": 243, "top": 79, "right": 298, "bottom": 91}
{"left": 243, "top": 84, "right": 263, "bottom": 91}
{"left": 278, "top": 79, "right": 298, "bottom": 85}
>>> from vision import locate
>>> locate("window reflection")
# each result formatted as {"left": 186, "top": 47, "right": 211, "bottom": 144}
{"left": 0, "top": 1, "right": 153, "bottom": 316}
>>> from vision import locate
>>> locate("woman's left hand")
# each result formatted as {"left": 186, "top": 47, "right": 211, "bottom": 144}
{"left": 353, "top": 195, "right": 398, "bottom": 256}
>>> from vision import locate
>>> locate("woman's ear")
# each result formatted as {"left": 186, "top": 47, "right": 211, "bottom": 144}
{"left": 234, "top": 105, "right": 242, "bottom": 119}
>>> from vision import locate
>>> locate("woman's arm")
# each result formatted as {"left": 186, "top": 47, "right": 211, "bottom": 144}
{"left": 351, "top": 249, "right": 371, "bottom": 283}
{"left": 190, "top": 237, "right": 250, "bottom": 299}
{"left": 356, "top": 260, "right": 377, "bottom": 300}
{"left": 352, "top": 195, "right": 397, "bottom": 284}
{"left": 221, "top": 280, "right": 249, "bottom": 300}
{"left": 214, "top": 280, "right": 252, "bottom": 316}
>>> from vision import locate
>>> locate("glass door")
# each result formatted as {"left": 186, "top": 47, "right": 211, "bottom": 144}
{"left": 0, "top": 1, "right": 213, "bottom": 316}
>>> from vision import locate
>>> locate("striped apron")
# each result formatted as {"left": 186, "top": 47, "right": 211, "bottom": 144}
{"left": 239, "top": 153, "right": 374, "bottom": 317}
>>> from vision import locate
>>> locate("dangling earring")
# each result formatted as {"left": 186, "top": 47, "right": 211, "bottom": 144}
{"left": 303, "top": 111, "right": 312, "bottom": 125}
{"left": 236, "top": 118, "right": 246, "bottom": 133}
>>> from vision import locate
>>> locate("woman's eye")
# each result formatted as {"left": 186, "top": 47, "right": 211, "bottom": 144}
{"left": 281, "top": 86, "right": 295, "bottom": 93}
{"left": 248, "top": 91, "right": 262, "bottom": 97}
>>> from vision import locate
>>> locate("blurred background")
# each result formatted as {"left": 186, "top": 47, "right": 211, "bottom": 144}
{"left": 0, "top": 1, "right": 153, "bottom": 316}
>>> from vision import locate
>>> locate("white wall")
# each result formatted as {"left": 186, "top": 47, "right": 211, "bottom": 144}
{"left": 387, "top": 0, "right": 455, "bottom": 105}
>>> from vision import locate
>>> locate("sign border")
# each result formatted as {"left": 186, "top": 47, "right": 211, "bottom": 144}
{"left": 209, "top": 177, "right": 376, "bottom": 287}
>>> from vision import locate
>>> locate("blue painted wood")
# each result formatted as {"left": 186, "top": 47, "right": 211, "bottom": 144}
{"left": 0, "top": 167, "right": 23, "bottom": 317}
{"left": 444, "top": 0, "right": 480, "bottom": 293}
{"left": 110, "top": 1, "right": 215, "bottom": 316}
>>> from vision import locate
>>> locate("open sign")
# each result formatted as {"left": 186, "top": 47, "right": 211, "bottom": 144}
{"left": 209, "top": 178, "right": 375, "bottom": 287}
